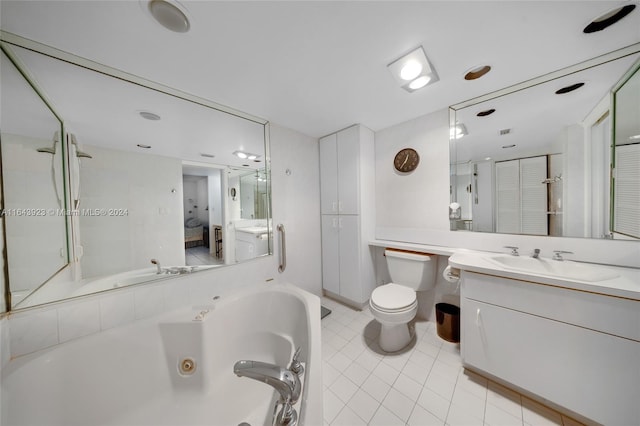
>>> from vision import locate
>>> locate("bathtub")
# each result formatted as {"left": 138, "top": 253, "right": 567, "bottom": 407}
{"left": 71, "top": 265, "right": 219, "bottom": 297}
{"left": 2, "top": 283, "right": 322, "bottom": 425}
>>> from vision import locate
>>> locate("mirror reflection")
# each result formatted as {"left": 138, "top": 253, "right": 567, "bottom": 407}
{"left": 1, "top": 41, "right": 270, "bottom": 310}
{"left": 450, "top": 49, "right": 640, "bottom": 240}
{"left": 0, "top": 48, "right": 68, "bottom": 307}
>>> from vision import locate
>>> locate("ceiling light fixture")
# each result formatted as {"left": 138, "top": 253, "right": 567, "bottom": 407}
{"left": 139, "top": 111, "right": 161, "bottom": 121}
{"left": 137, "top": 144, "right": 152, "bottom": 149}
{"left": 388, "top": 46, "right": 439, "bottom": 93}
{"left": 583, "top": 4, "right": 636, "bottom": 33}
{"left": 477, "top": 108, "right": 496, "bottom": 117}
{"left": 147, "top": 0, "right": 191, "bottom": 33}
{"left": 450, "top": 123, "right": 468, "bottom": 140}
{"left": 555, "top": 82, "right": 585, "bottom": 94}
{"left": 502, "top": 144, "right": 516, "bottom": 149}
{"left": 233, "top": 150, "right": 260, "bottom": 160}
{"left": 200, "top": 153, "right": 215, "bottom": 158}
{"left": 464, "top": 65, "right": 492, "bottom": 81}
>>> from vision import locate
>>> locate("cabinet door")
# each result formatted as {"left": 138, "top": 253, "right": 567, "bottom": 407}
{"left": 336, "top": 126, "right": 360, "bottom": 215}
{"left": 462, "top": 298, "right": 640, "bottom": 426}
{"left": 319, "top": 134, "right": 338, "bottom": 214}
{"left": 338, "top": 215, "right": 363, "bottom": 303}
{"left": 321, "top": 215, "right": 340, "bottom": 294}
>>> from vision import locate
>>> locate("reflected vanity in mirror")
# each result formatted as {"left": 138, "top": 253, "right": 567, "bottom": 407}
{"left": 450, "top": 44, "right": 640, "bottom": 240}
{"left": 0, "top": 34, "right": 271, "bottom": 310}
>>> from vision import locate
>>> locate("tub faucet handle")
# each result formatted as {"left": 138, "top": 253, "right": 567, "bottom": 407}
{"left": 504, "top": 246, "right": 519, "bottom": 256}
{"left": 289, "top": 347, "right": 304, "bottom": 376}
{"left": 553, "top": 250, "right": 573, "bottom": 261}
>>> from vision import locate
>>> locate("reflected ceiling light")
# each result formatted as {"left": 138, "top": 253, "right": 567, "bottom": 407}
{"left": 139, "top": 110, "right": 161, "bottom": 121}
{"left": 388, "top": 46, "right": 439, "bottom": 92}
{"left": 137, "top": 144, "right": 152, "bottom": 149}
{"left": 450, "top": 123, "right": 468, "bottom": 140}
{"left": 555, "top": 82, "right": 585, "bottom": 94}
{"left": 629, "top": 134, "right": 640, "bottom": 141}
{"left": 502, "top": 144, "right": 516, "bottom": 149}
{"left": 200, "top": 153, "right": 215, "bottom": 158}
{"left": 584, "top": 4, "right": 636, "bottom": 33}
{"left": 233, "top": 150, "right": 260, "bottom": 160}
{"left": 148, "top": 0, "right": 191, "bottom": 33}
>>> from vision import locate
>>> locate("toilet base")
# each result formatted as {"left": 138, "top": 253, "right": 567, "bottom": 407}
{"left": 379, "top": 322, "right": 412, "bottom": 352}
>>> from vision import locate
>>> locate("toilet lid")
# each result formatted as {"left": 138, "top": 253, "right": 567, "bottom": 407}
{"left": 371, "top": 283, "right": 416, "bottom": 312}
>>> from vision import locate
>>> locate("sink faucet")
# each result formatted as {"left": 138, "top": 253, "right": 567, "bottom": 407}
{"left": 532, "top": 248, "right": 541, "bottom": 259}
{"left": 553, "top": 250, "right": 574, "bottom": 261}
{"left": 504, "top": 246, "right": 519, "bottom": 256}
{"left": 150, "top": 259, "right": 162, "bottom": 274}
{"left": 233, "top": 360, "right": 301, "bottom": 404}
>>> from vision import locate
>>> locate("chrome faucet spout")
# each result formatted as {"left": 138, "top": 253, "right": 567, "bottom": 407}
{"left": 150, "top": 259, "right": 162, "bottom": 274}
{"left": 532, "top": 249, "right": 541, "bottom": 259}
{"left": 234, "top": 360, "right": 301, "bottom": 404}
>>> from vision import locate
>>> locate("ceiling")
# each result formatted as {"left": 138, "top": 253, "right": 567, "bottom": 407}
{"left": 1, "top": 1, "right": 639, "bottom": 138}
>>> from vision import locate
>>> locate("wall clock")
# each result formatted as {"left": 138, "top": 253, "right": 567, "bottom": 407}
{"left": 393, "top": 148, "right": 420, "bottom": 173}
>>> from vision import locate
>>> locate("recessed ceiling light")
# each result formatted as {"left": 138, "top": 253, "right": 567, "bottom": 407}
{"left": 502, "top": 144, "right": 516, "bottom": 149}
{"left": 485, "top": 157, "right": 492, "bottom": 161}
{"left": 148, "top": 0, "right": 190, "bottom": 33}
{"left": 583, "top": 5, "right": 636, "bottom": 33}
{"left": 477, "top": 108, "right": 496, "bottom": 117}
{"left": 464, "top": 65, "right": 492, "bottom": 81}
{"left": 137, "top": 144, "right": 152, "bottom": 149}
{"left": 200, "top": 153, "right": 215, "bottom": 158}
{"left": 555, "top": 82, "right": 585, "bottom": 94}
{"left": 139, "top": 111, "right": 161, "bottom": 121}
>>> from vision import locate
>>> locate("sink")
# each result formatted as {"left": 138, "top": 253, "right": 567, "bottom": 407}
{"left": 487, "top": 254, "right": 620, "bottom": 282}
{"left": 236, "top": 226, "right": 269, "bottom": 235}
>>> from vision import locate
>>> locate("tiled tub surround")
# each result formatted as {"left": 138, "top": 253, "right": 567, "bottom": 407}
{"left": 2, "top": 283, "right": 322, "bottom": 425}
{"left": 320, "top": 297, "right": 586, "bottom": 426}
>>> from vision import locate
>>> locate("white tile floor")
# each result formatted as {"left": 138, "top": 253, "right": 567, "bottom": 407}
{"left": 185, "top": 246, "right": 224, "bottom": 266}
{"left": 321, "top": 297, "right": 584, "bottom": 426}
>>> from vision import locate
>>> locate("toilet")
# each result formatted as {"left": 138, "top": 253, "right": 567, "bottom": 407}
{"left": 370, "top": 249, "right": 437, "bottom": 352}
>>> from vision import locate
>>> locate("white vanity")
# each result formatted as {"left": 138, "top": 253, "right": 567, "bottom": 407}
{"left": 449, "top": 251, "right": 640, "bottom": 425}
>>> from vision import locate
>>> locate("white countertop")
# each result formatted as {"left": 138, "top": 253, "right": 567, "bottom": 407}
{"left": 369, "top": 239, "right": 456, "bottom": 256}
{"left": 448, "top": 250, "right": 640, "bottom": 301}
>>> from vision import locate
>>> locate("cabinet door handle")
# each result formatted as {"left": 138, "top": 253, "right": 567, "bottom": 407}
{"left": 475, "top": 308, "right": 481, "bottom": 327}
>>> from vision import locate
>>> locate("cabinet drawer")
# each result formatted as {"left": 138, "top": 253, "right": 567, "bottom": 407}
{"left": 462, "top": 271, "right": 640, "bottom": 341}
{"left": 462, "top": 298, "right": 640, "bottom": 426}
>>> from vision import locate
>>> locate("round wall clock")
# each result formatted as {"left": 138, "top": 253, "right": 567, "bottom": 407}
{"left": 393, "top": 148, "right": 420, "bottom": 173}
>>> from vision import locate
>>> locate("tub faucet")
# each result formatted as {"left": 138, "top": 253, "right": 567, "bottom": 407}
{"left": 233, "top": 360, "right": 301, "bottom": 405}
{"left": 532, "top": 249, "right": 540, "bottom": 259}
{"left": 150, "top": 259, "right": 162, "bottom": 274}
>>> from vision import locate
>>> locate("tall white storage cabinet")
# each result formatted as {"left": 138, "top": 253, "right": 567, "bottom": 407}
{"left": 320, "top": 125, "right": 375, "bottom": 307}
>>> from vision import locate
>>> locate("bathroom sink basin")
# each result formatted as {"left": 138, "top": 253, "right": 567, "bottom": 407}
{"left": 236, "top": 226, "right": 269, "bottom": 234}
{"left": 487, "top": 255, "right": 620, "bottom": 282}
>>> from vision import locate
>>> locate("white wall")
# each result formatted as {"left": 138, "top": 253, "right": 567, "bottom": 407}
{"left": 374, "top": 108, "right": 640, "bottom": 272}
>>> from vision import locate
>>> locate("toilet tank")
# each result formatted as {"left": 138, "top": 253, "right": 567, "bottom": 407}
{"left": 385, "top": 249, "right": 437, "bottom": 291}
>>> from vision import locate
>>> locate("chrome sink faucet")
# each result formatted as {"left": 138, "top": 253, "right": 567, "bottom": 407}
{"left": 504, "top": 246, "right": 519, "bottom": 256}
{"left": 233, "top": 360, "right": 301, "bottom": 405}
{"left": 532, "top": 248, "right": 541, "bottom": 259}
{"left": 553, "top": 250, "right": 574, "bottom": 261}
{"left": 150, "top": 258, "right": 162, "bottom": 274}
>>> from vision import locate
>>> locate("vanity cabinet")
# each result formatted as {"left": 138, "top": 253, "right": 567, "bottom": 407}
{"left": 461, "top": 271, "right": 639, "bottom": 425}
{"left": 319, "top": 125, "right": 375, "bottom": 306}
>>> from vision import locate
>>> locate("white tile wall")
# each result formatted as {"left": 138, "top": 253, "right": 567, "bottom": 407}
{"left": 57, "top": 299, "right": 101, "bottom": 343}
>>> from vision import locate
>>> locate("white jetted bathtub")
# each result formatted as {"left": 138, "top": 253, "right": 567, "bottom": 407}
{"left": 2, "top": 283, "right": 322, "bottom": 425}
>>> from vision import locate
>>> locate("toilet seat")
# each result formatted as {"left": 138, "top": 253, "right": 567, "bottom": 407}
{"left": 370, "top": 283, "right": 417, "bottom": 313}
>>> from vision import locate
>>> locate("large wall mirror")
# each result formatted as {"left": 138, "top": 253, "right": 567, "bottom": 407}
{"left": 450, "top": 44, "right": 640, "bottom": 240}
{"left": 1, "top": 35, "right": 271, "bottom": 311}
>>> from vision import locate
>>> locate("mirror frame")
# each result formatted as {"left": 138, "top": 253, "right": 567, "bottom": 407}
{"left": 0, "top": 31, "right": 273, "bottom": 312}
{"left": 449, "top": 42, "right": 640, "bottom": 239}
